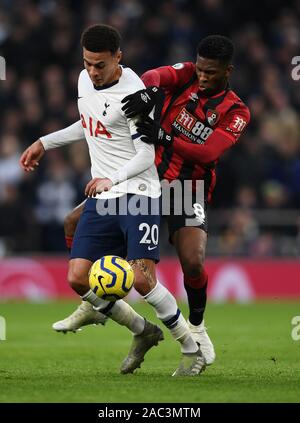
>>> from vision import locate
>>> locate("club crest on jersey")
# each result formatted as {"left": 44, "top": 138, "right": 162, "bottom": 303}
{"left": 103, "top": 101, "right": 110, "bottom": 116}
{"left": 189, "top": 92, "right": 199, "bottom": 102}
{"left": 206, "top": 109, "right": 219, "bottom": 126}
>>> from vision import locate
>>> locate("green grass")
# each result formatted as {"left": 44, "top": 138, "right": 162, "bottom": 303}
{"left": 0, "top": 301, "right": 299, "bottom": 403}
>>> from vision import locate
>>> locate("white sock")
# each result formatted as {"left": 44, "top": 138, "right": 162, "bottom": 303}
{"left": 82, "top": 290, "right": 145, "bottom": 335}
{"left": 144, "top": 282, "right": 198, "bottom": 353}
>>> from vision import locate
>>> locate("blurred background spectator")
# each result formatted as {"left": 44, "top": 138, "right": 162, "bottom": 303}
{"left": 0, "top": 0, "right": 300, "bottom": 257}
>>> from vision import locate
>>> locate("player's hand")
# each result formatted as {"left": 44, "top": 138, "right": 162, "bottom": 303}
{"left": 96, "top": 178, "right": 113, "bottom": 193}
{"left": 85, "top": 178, "right": 113, "bottom": 197}
{"left": 136, "top": 117, "right": 173, "bottom": 148}
{"left": 19, "top": 139, "right": 45, "bottom": 171}
{"left": 121, "top": 86, "right": 162, "bottom": 118}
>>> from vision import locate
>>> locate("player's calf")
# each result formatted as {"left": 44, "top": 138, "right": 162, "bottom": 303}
{"left": 133, "top": 263, "right": 204, "bottom": 375}
{"left": 67, "top": 258, "right": 91, "bottom": 296}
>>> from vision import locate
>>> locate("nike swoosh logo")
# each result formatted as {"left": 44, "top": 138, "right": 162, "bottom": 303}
{"left": 148, "top": 245, "right": 157, "bottom": 251}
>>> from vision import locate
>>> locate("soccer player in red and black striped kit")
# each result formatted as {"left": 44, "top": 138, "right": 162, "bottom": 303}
{"left": 121, "top": 35, "right": 250, "bottom": 365}
{"left": 53, "top": 35, "right": 250, "bottom": 366}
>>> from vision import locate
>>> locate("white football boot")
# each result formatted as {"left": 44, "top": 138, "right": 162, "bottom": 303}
{"left": 52, "top": 301, "right": 108, "bottom": 333}
{"left": 172, "top": 347, "right": 206, "bottom": 376}
{"left": 120, "top": 320, "right": 164, "bottom": 374}
{"left": 187, "top": 319, "right": 216, "bottom": 365}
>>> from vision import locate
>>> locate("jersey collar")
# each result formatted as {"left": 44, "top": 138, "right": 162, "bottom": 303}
{"left": 93, "top": 79, "right": 120, "bottom": 91}
{"left": 197, "top": 82, "right": 231, "bottom": 99}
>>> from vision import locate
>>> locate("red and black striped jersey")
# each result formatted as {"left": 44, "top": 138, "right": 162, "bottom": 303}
{"left": 142, "top": 62, "right": 250, "bottom": 202}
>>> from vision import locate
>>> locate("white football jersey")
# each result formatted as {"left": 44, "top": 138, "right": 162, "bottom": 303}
{"left": 77, "top": 67, "right": 161, "bottom": 199}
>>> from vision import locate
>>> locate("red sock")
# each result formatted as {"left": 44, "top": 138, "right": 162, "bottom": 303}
{"left": 184, "top": 269, "right": 208, "bottom": 289}
{"left": 65, "top": 235, "right": 73, "bottom": 251}
{"left": 184, "top": 269, "right": 208, "bottom": 325}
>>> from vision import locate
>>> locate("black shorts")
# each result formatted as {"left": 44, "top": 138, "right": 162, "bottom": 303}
{"left": 164, "top": 191, "right": 208, "bottom": 243}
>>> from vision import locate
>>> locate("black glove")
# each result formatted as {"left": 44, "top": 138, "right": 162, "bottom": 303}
{"left": 121, "top": 86, "right": 163, "bottom": 118}
{"left": 136, "top": 117, "right": 173, "bottom": 148}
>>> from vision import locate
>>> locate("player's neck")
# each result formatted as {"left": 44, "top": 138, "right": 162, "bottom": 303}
{"left": 94, "top": 66, "right": 122, "bottom": 90}
{"left": 109, "top": 65, "right": 122, "bottom": 84}
{"left": 200, "top": 80, "right": 229, "bottom": 98}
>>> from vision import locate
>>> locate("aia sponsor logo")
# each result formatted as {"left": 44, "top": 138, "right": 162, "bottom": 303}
{"left": 81, "top": 113, "right": 112, "bottom": 138}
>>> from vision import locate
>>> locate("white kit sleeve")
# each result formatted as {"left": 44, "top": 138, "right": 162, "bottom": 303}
{"left": 109, "top": 118, "right": 155, "bottom": 185}
{"left": 40, "top": 120, "right": 85, "bottom": 151}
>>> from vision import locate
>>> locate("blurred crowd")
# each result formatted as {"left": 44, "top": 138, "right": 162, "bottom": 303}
{"left": 0, "top": 0, "right": 300, "bottom": 256}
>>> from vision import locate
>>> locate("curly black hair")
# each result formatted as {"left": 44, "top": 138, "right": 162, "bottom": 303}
{"left": 197, "top": 35, "right": 234, "bottom": 64}
{"left": 81, "top": 24, "right": 121, "bottom": 54}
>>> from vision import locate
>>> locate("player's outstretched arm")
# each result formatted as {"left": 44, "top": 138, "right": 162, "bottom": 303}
{"left": 40, "top": 120, "right": 85, "bottom": 150}
{"left": 20, "top": 139, "right": 45, "bottom": 172}
{"left": 20, "top": 121, "right": 85, "bottom": 172}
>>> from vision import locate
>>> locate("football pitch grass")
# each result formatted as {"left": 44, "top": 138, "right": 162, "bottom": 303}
{"left": 0, "top": 301, "right": 299, "bottom": 403}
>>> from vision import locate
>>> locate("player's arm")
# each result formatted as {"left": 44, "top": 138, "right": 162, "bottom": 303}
{"left": 121, "top": 63, "right": 195, "bottom": 118}
{"left": 172, "top": 108, "right": 250, "bottom": 164}
{"left": 110, "top": 135, "right": 155, "bottom": 185}
{"left": 141, "top": 63, "right": 194, "bottom": 90}
{"left": 20, "top": 120, "right": 85, "bottom": 172}
{"left": 40, "top": 120, "right": 85, "bottom": 150}
{"left": 172, "top": 129, "right": 238, "bottom": 164}
{"left": 86, "top": 119, "right": 155, "bottom": 197}
{"left": 137, "top": 107, "right": 250, "bottom": 165}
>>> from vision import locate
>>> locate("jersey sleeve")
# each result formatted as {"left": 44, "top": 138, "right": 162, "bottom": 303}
{"left": 215, "top": 104, "right": 250, "bottom": 143}
{"left": 172, "top": 104, "right": 250, "bottom": 165}
{"left": 142, "top": 62, "right": 195, "bottom": 92}
{"left": 109, "top": 117, "right": 155, "bottom": 185}
{"left": 77, "top": 69, "right": 93, "bottom": 98}
{"left": 40, "top": 120, "right": 85, "bottom": 150}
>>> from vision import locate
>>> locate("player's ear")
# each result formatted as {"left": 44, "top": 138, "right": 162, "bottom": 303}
{"left": 226, "top": 64, "right": 234, "bottom": 78}
{"left": 116, "top": 49, "right": 122, "bottom": 63}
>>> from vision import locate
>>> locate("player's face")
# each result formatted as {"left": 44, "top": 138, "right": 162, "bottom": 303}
{"left": 83, "top": 48, "right": 122, "bottom": 87}
{"left": 195, "top": 56, "right": 233, "bottom": 96}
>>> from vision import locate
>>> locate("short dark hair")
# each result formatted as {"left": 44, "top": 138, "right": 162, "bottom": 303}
{"left": 80, "top": 24, "right": 121, "bottom": 54}
{"left": 197, "top": 35, "right": 234, "bottom": 64}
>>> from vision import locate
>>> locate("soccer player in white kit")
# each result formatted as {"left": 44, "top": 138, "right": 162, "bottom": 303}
{"left": 20, "top": 24, "right": 205, "bottom": 376}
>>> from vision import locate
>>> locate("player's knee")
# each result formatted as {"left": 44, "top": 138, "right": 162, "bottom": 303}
{"left": 129, "top": 259, "right": 156, "bottom": 296}
{"left": 180, "top": 248, "right": 205, "bottom": 277}
{"left": 133, "top": 274, "right": 151, "bottom": 296}
{"left": 67, "top": 267, "right": 88, "bottom": 294}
